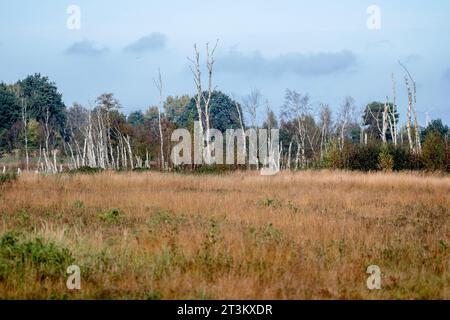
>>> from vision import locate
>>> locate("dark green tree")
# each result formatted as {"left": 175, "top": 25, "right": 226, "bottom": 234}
{"left": 17, "top": 74, "right": 67, "bottom": 135}
{"left": 421, "top": 119, "right": 449, "bottom": 142}
{"left": 163, "top": 95, "right": 191, "bottom": 126}
{"left": 127, "top": 111, "right": 145, "bottom": 127}
{"left": 0, "top": 84, "right": 21, "bottom": 134}
{"left": 0, "top": 83, "right": 21, "bottom": 152}
{"left": 422, "top": 131, "right": 446, "bottom": 171}
{"left": 178, "top": 91, "right": 244, "bottom": 132}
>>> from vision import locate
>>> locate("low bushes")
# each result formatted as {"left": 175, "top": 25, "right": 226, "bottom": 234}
{"left": 0, "top": 172, "right": 17, "bottom": 186}
{"left": 322, "top": 142, "right": 427, "bottom": 172}
{"left": 0, "top": 232, "right": 74, "bottom": 281}
{"left": 69, "top": 166, "right": 104, "bottom": 175}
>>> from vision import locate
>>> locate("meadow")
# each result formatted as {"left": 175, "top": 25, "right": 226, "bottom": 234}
{"left": 0, "top": 170, "right": 449, "bottom": 299}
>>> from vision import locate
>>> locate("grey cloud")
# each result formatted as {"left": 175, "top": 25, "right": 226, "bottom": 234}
{"left": 64, "top": 40, "right": 108, "bottom": 56}
{"left": 217, "top": 49, "right": 357, "bottom": 76}
{"left": 124, "top": 33, "right": 167, "bottom": 53}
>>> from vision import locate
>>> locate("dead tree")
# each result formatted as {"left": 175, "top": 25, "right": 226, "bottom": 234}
{"left": 319, "top": 104, "right": 332, "bottom": 160}
{"left": 154, "top": 69, "right": 165, "bottom": 170}
{"left": 243, "top": 89, "right": 262, "bottom": 169}
{"left": 232, "top": 95, "right": 247, "bottom": 166}
{"left": 399, "top": 61, "right": 421, "bottom": 153}
{"left": 282, "top": 90, "right": 311, "bottom": 169}
{"left": 382, "top": 98, "right": 389, "bottom": 144}
{"left": 390, "top": 73, "right": 398, "bottom": 146}
{"left": 21, "top": 97, "right": 29, "bottom": 171}
{"left": 337, "top": 96, "right": 355, "bottom": 151}
{"left": 188, "top": 40, "right": 219, "bottom": 164}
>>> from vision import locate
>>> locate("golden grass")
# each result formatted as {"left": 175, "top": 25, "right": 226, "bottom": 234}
{"left": 0, "top": 170, "right": 449, "bottom": 299}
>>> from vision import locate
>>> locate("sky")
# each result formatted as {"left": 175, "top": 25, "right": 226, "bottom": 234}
{"left": 1, "top": 0, "right": 449, "bottom": 125}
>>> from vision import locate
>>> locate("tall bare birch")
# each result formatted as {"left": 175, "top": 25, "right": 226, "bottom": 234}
{"left": 188, "top": 40, "right": 219, "bottom": 164}
{"left": 399, "top": 61, "right": 421, "bottom": 153}
{"left": 154, "top": 69, "right": 165, "bottom": 170}
{"left": 21, "top": 97, "right": 29, "bottom": 171}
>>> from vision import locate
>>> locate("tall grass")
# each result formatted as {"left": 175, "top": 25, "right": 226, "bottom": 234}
{"left": 0, "top": 171, "right": 448, "bottom": 299}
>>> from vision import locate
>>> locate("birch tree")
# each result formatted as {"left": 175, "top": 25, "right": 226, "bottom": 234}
{"left": 243, "top": 89, "right": 262, "bottom": 169}
{"left": 21, "top": 96, "right": 29, "bottom": 171}
{"left": 337, "top": 96, "right": 355, "bottom": 151}
{"left": 319, "top": 104, "right": 332, "bottom": 160}
{"left": 154, "top": 69, "right": 165, "bottom": 170}
{"left": 282, "top": 89, "right": 311, "bottom": 169}
{"left": 188, "top": 40, "right": 219, "bottom": 164}
{"left": 390, "top": 73, "right": 398, "bottom": 146}
{"left": 399, "top": 61, "right": 421, "bottom": 153}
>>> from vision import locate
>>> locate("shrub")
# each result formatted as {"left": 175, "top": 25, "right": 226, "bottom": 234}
{"left": 173, "top": 165, "right": 231, "bottom": 175}
{"left": 145, "top": 290, "right": 163, "bottom": 300}
{"left": 345, "top": 143, "right": 380, "bottom": 171}
{"left": 0, "top": 172, "right": 17, "bottom": 186}
{"left": 0, "top": 232, "right": 73, "bottom": 281}
{"left": 99, "top": 208, "right": 123, "bottom": 224}
{"left": 132, "top": 167, "right": 152, "bottom": 172}
{"left": 69, "top": 166, "right": 104, "bottom": 175}
{"left": 389, "top": 145, "right": 410, "bottom": 171}
{"left": 323, "top": 142, "right": 343, "bottom": 169}
{"left": 73, "top": 200, "right": 84, "bottom": 209}
{"left": 422, "top": 131, "right": 446, "bottom": 171}
{"left": 378, "top": 145, "right": 394, "bottom": 172}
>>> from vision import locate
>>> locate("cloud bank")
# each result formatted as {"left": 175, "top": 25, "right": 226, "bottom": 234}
{"left": 217, "top": 49, "right": 357, "bottom": 77}
{"left": 64, "top": 40, "right": 108, "bottom": 56}
{"left": 124, "top": 33, "right": 167, "bottom": 53}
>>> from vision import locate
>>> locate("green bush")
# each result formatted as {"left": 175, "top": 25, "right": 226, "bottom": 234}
{"left": 69, "top": 166, "right": 104, "bottom": 175}
{"left": 389, "top": 145, "right": 410, "bottom": 171}
{"left": 322, "top": 142, "right": 432, "bottom": 172}
{"left": 343, "top": 143, "right": 380, "bottom": 171}
{"left": 173, "top": 165, "right": 231, "bottom": 175}
{"left": 323, "top": 142, "right": 343, "bottom": 169}
{"left": 132, "top": 167, "right": 152, "bottom": 172}
{"left": 378, "top": 145, "right": 394, "bottom": 172}
{"left": 0, "top": 172, "right": 17, "bottom": 186}
{"left": 422, "top": 131, "right": 446, "bottom": 171}
{"left": 0, "top": 232, "right": 74, "bottom": 281}
{"left": 99, "top": 208, "right": 123, "bottom": 225}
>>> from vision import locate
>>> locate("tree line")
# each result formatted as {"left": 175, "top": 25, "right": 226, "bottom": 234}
{"left": 0, "top": 54, "right": 449, "bottom": 173}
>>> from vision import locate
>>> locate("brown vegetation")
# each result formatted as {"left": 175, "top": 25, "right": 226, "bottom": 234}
{"left": 0, "top": 171, "right": 449, "bottom": 299}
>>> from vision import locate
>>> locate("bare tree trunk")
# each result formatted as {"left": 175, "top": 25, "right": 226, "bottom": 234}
{"left": 287, "top": 141, "right": 292, "bottom": 170}
{"left": 188, "top": 41, "right": 219, "bottom": 166}
{"left": 188, "top": 44, "right": 205, "bottom": 162}
{"left": 382, "top": 99, "right": 388, "bottom": 144}
{"left": 21, "top": 97, "right": 29, "bottom": 171}
{"left": 405, "top": 77, "right": 414, "bottom": 152}
{"left": 412, "top": 81, "right": 421, "bottom": 153}
{"left": 399, "top": 61, "right": 421, "bottom": 153}
{"left": 234, "top": 99, "right": 246, "bottom": 167}
{"left": 244, "top": 90, "right": 262, "bottom": 169}
{"left": 295, "top": 141, "right": 301, "bottom": 170}
{"left": 154, "top": 69, "right": 165, "bottom": 171}
{"left": 391, "top": 73, "right": 398, "bottom": 146}
{"left": 67, "top": 141, "right": 77, "bottom": 170}
{"left": 124, "top": 135, "right": 134, "bottom": 170}
{"left": 44, "top": 106, "right": 51, "bottom": 157}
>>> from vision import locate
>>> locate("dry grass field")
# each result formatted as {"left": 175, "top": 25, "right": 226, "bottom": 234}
{"left": 0, "top": 170, "right": 449, "bottom": 299}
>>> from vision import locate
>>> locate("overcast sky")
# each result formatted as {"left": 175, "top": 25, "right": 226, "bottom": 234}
{"left": 1, "top": 0, "right": 449, "bottom": 125}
